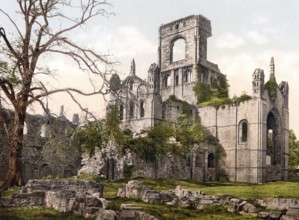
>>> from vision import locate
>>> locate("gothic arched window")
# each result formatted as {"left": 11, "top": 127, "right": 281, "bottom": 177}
{"left": 129, "top": 101, "right": 134, "bottom": 119}
{"left": 239, "top": 120, "right": 248, "bottom": 143}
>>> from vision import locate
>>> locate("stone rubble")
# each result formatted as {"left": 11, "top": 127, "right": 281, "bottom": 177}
{"left": 117, "top": 180, "right": 299, "bottom": 220}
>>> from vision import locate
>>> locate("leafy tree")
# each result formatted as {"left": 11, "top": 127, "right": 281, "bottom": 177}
{"left": 77, "top": 106, "right": 132, "bottom": 156}
{"left": 77, "top": 121, "right": 106, "bottom": 156}
{"left": 0, "top": 0, "right": 113, "bottom": 189}
{"left": 289, "top": 129, "right": 299, "bottom": 172}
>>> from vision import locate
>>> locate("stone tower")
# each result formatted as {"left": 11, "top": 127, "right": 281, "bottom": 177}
{"left": 157, "top": 15, "right": 224, "bottom": 105}
{"left": 158, "top": 15, "right": 212, "bottom": 103}
{"left": 252, "top": 68, "right": 265, "bottom": 98}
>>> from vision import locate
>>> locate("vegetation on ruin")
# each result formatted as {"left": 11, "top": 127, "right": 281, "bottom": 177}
{"left": 76, "top": 107, "right": 131, "bottom": 155}
{"left": 169, "top": 95, "right": 193, "bottom": 116}
{"left": 200, "top": 93, "right": 252, "bottom": 108}
{"left": 193, "top": 63, "right": 229, "bottom": 104}
{"left": 264, "top": 73, "right": 278, "bottom": 101}
{"left": 76, "top": 104, "right": 220, "bottom": 164}
{"left": 193, "top": 63, "right": 252, "bottom": 108}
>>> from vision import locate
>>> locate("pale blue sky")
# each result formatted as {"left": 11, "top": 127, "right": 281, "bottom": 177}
{"left": 1, "top": 0, "right": 299, "bottom": 135}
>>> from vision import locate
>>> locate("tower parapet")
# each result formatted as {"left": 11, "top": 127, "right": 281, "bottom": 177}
{"left": 148, "top": 63, "right": 160, "bottom": 94}
{"left": 252, "top": 68, "right": 265, "bottom": 98}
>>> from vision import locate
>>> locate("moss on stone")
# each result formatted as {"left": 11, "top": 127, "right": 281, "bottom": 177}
{"left": 264, "top": 73, "right": 278, "bottom": 101}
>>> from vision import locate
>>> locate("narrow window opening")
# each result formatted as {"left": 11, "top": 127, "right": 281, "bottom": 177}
{"left": 119, "top": 104, "right": 124, "bottom": 120}
{"left": 139, "top": 100, "right": 145, "bottom": 118}
{"left": 174, "top": 69, "right": 179, "bottom": 86}
{"left": 239, "top": 120, "right": 248, "bottom": 143}
{"left": 129, "top": 101, "right": 134, "bottom": 118}
{"left": 163, "top": 74, "right": 170, "bottom": 88}
{"left": 208, "top": 153, "right": 215, "bottom": 168}
{"left": 241, "top": 122, "right": 248, "bottom": 142}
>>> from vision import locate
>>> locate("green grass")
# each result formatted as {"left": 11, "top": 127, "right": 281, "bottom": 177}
{"left": 0, "top": 206, "right": 89, "bottom": 220}
{"left": 199, "top": 181, "right": 299, "bottom": 199}
{"left": 1, "top": 187, "right": 20, "bottom": 198}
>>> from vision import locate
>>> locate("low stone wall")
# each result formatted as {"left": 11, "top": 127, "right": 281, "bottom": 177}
{"left": 1, "top": 180, "right": 105, "bottom": 218}
{"left": 118, "top": 180, "right": 299, "bottom": 220}
{"left": 23, "top": 179, "right": 103, "bottom": 197}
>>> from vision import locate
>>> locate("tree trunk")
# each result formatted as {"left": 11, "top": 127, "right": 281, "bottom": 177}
{"left": 1, "top": 111, "right": 26, "bottom": 190}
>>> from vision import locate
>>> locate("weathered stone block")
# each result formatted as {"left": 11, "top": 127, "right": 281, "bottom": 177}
{"left": 96, "top": 209, "right": 117, "bottom": 220}
{"left": 141, "top": 190, "right": 161, "bottom": 204}
{"left": 242, "top": 203, "right": 257, "bottom": 213}
{"left": 227, "top": 203, "right": 237, "bottom": 213}
{"left": 257, "top": 211, "right": 270, "bottom": 219}
{"left": 285, "top": 207, "right": 299, "bottom": 220}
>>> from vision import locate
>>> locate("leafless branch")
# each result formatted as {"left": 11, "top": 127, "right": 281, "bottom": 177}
{"left": 67, "top": 91, "right": 97, "bottom": 121}
{"left": 0, "top": 9, "right": 23, "bottom": 40}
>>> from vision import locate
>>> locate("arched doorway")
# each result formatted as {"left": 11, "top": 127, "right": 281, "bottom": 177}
{"left": 266, "top": 110, "right": 281, "bottom": 166}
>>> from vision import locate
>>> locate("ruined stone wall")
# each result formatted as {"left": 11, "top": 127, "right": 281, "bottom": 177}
{"left": 79, "top": 142, "right": 217, "bottom": 182}
{"left": 0, "top": 113, "right": 81, "bottom": 182}
{"left": 198, "top": 87, "right": 288, "bottom": 183}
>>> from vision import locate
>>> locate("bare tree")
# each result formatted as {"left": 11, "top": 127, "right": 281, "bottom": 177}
{"left": 0, "top": 0, "right": 114, "bottom": 189}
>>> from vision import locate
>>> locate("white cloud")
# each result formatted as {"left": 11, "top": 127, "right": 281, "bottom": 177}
{"left": 246, "top": 31, "right": 268, "bottom": 45}
{"left": 215, "top": 33, "right": 245, "bottom": 49}
{"left": 253, "top": 15, "right": 272, "bottom": 25}
{"left": 78, "top": 25, "right": 156, "bottom": 57}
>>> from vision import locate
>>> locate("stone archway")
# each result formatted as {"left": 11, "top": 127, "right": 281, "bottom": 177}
{"left": 265, "top": 108, "right": 283, "bottom": 181}
{"left": 266, "top": 110, "right": 281, "bottom": 166}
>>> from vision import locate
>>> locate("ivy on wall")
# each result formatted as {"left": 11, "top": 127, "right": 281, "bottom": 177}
{"left": 193, "top": 63, "right": 251, "bottom": 108}
{"left": 169, "top": 95, "right": 193, "bottom": 117}
{"left": 193, "top": 63, "right": 229, "bottom": 104}
{"left": 264, "top": 73, "right": 278, "bottom": 101}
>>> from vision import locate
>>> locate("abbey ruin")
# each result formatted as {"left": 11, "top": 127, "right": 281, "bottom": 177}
{"left": 108, "top": 14, "right": 289, "bottom": 183}
{"left": 0, "top": 14, "right": 289, "bottom": 184}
